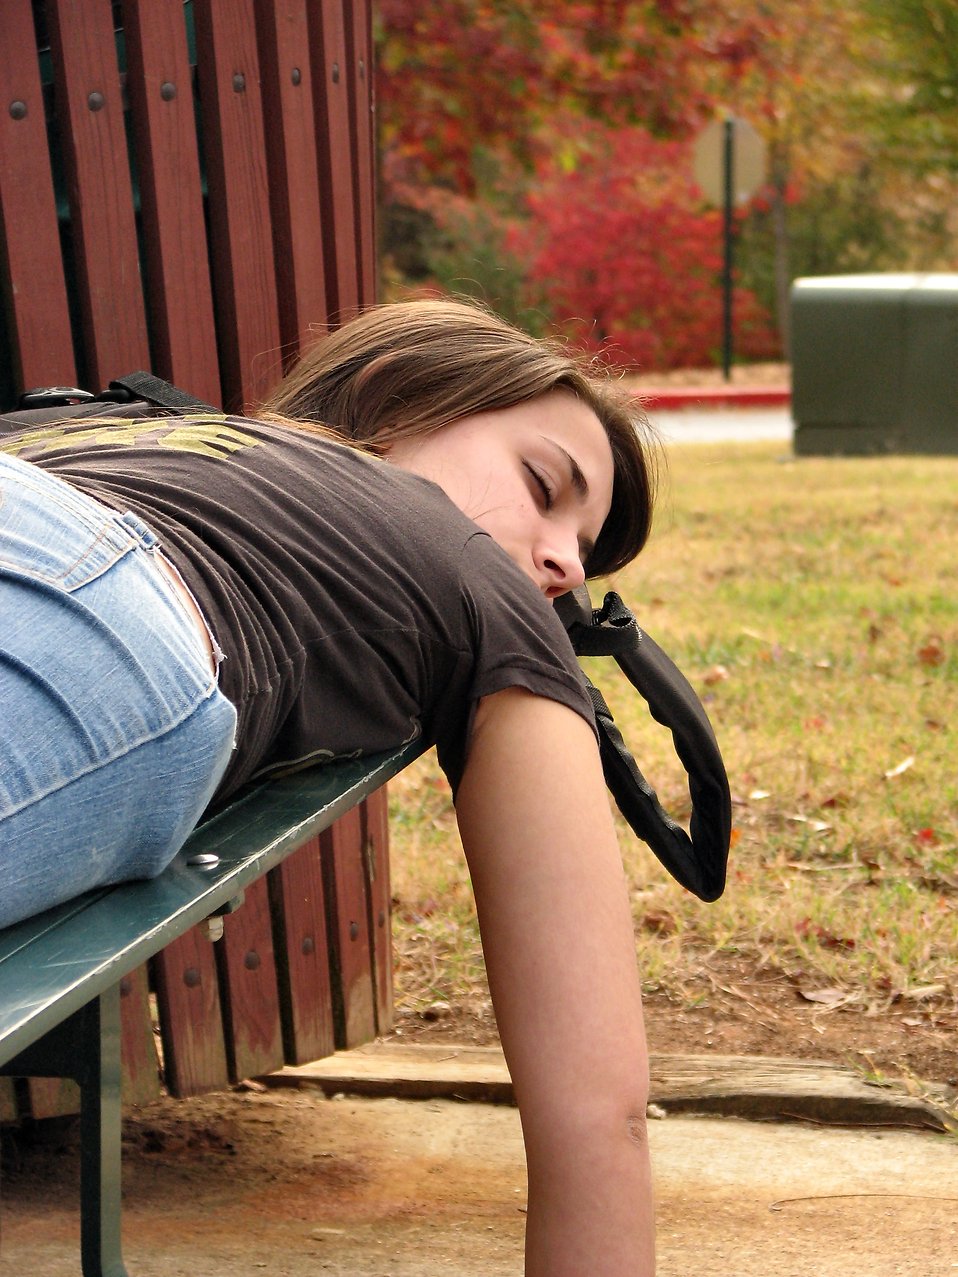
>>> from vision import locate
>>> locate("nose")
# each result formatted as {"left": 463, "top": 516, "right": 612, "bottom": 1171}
{"left": 536, "top": 537, "right": 586, "bottom": 599}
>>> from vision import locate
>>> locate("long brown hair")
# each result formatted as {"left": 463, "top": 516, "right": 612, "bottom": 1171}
{"left": 260, "top": 299, "right": 658, "bottom": 578}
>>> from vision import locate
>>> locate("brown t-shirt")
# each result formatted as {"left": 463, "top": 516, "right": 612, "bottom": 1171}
{"left": 6, "top": 412, "right": 594, "bottom": 800}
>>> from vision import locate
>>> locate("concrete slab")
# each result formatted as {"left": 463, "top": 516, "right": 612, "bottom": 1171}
{"left": 2, "top": 1088, "right": 956, "bottom": 1276}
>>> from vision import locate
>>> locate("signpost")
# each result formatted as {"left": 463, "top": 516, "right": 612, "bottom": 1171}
{"left": 693, "top": 116, "right": 767, "bottom": 379}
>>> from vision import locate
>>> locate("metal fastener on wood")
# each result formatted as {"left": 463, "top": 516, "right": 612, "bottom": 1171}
{"left": 301, "top": 936, "right": 315, "bottom": 955}
{"left": 331, "top": 62, "right": 340, "bottom": 83}
{"left": 160, "top": 81, "right": 176, "bottom": 101}
{"left": 349, "top": 921, "right": 359, "bottom": 941}
{"left": 9, "top": 100, "right": 27, "bottom": 120}
{"left": 88, "top": 91, "right": 105, "bottom": 111}
{"left": 244, "top": 950, "right": 260, "bottom": 971}
{"left": 184, "top": 967, "right": 202, "bottom": 988}
{"left": 291, "top": 67, "right": 301, "bottom": 86}
{"left": 233, "top": 72, "right": 246, "bottom": 92}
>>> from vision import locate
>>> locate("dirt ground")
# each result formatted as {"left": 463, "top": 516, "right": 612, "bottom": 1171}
{"left": 390, "top": 947, "right": 958, "bottom": 1095}
{"left": 3, "top": 1085, "right": 957, "bottom": 1276}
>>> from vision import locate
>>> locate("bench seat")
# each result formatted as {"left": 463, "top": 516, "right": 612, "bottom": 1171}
{"left": 0, "top": 740, "right": 420, "bottom": 1277}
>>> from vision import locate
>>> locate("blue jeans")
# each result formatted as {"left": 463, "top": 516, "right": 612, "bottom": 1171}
{"left": 0, "top": 452, "right": 237, "bottom": 929}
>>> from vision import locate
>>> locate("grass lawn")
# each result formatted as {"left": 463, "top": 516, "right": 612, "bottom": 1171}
{"left": 388, "top": 440, "right": 958, "bottom": 1083}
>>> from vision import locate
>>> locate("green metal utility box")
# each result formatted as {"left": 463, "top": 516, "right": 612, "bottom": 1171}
{"left": 791, "top": 273, "right": 958, "bottom": 455}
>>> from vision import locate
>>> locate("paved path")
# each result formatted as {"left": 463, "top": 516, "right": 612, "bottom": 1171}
{"left": 2, "top": 1086, "right": 955, "bottom": 1276}
{"left": 647, "top": 404, "right": 794, "bottom": 446}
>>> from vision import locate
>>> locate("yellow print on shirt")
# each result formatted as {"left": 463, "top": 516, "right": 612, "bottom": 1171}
{"left": 0, "top": 415, "right": 262, "bottom": 461}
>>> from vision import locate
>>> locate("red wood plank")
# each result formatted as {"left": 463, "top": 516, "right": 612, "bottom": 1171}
{"left": 362, "top": 787, "right": 393, "bottom": 1033}
{"left": 119, "top": 964, "right": 162, "bottom": 1105}
{"left": 321, "top": 804, "right": 376, "bottom": 1048}
{"left": 255, "top": 0, "right": 330, "bottom": 362}
{"left": 344, "top": 0, "right": 377, "bottom": 308}
{"left": 192, "top": 0, "right": 283, "bottom": 410}
{"left": 216, "top": 877, "right": 285, "bottom": 1082}
{"left": 0, "top": 0, "right": 77, "bottom": 393}
{"left": 45, "top": 0, "right": 150, "bottom": 386}
{"left": 152, "top": 923, "right": 229, "bottom": 1097}
{"left": 0, "top": 1078, "right": 17, "bottom": 1123}
{"left": 25, "top": 1074, "right": 79, "bottom": 1120}
{"left": 122, "top": 0, "right": 222, "bottom": 407}
{"left": 309, "top": 0, "right": 360, "bottom": 324}
{"left": 268, "top": 836, "right": 337, "bottom": 1064}
{"left": 14, "top": 968, "right": 157, "bottom": 1119}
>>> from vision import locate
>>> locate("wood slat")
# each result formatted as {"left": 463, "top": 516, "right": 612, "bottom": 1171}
{"left": 363, "top": 787, "right": 393, "bottom": 1034}
{"left": 309, "top": 0, "right": 360, "bottom": 324}
{"left": 25, "top": 1075, "right": 79, "bottom": 1120}
{"left": 152, "top": 923, "right": 229, "bottom": 1097}
{"left": 344, "top": 0, "right": 376, "bottom": 307}
{"left": 122, "top": 0, "right": 222, "bottom": 406}
{"left": 192, "top": 0, "right": 283, "bottom": 410}
{"left": 0, "top": 0, "right": 77, "bottom": 393}
{"left": 0, "top": 1077, "right": 16, "bottom": 1123}
{"left": 119, "top": 964, "right": 162, "bottom": 1106}
{"left": 321, "top": 804, "right": 376, "bottom": 1049}
{"left": 215, "top": 877, "right": 285, "bottom": 1082}
{"left": 268, "top": 836, "right": 337, "bottom": 1065}
{"left": 45, "top": 0, "right": 151, "bottom": 387}
{"left": 255, "top": 0, "right": 330, "bottom": 362}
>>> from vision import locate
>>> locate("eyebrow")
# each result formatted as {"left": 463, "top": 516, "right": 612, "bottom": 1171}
{"left": 541, "top": 437, "right": 589, "bottom": 499}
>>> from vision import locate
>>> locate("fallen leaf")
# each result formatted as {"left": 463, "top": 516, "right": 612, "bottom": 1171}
{"left": 703, "top": 663, "right": 730, "bottom": 685}
{"left": 820, "top": 792, "right": 850, "bottom": 809}
{"left": 787, "top": 814, "right": 833, "bottom": 833}
{"left": 641, "top": 909, "right": 678, "bottom": 936}
{"left": 799, "top": 987, "right": 848, "bottom": 1005}
{"left": 917, "top": 640, "right": 945, "bottom": 667}
{"left": 883, "top": 755, "right": 915, "bottom": 779}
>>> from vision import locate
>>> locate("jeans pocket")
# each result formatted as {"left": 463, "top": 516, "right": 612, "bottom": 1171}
{"left": 0, "top": 453, "right": 136, "bottom": 592}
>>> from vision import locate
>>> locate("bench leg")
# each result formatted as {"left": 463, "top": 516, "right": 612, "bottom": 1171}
{"left": 77, "top": 987, "right": 129, "bottom": 1277}
{"left": 1, "top": 988, "right": 129, "bottom": 1277}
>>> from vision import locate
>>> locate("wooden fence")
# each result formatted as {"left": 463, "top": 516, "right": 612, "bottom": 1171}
{"left": 0, "top": 0, "right": 390, "bottom": 1120}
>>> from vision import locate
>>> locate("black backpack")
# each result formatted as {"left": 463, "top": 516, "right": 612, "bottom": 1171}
{"left": 3, "top": 374, "right": 732, "bottom": 901}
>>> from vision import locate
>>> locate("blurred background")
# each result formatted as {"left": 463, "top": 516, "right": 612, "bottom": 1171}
{"left": 373, "top": 0, "right": 957, "bottom": 373}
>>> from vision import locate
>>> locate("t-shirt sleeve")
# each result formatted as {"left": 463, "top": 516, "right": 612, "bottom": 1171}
{"left": 433, "top": 531, "right": 598, "bottom": 793}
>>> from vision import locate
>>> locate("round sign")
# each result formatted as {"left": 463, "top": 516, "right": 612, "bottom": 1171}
{"left": 693, "top": 116, "right": 767, "bottom": 207}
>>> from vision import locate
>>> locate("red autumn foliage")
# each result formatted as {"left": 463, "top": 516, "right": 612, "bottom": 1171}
{"left": 376, "top": 0, "right": 717, "bottom": 197}
{"left": 508, "top": 122, "right": 779, "bottom": 369}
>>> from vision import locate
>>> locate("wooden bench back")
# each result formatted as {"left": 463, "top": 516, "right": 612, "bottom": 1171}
{"left": 0, "top": 0, "right": 376, "bottom": 411}
{"left": 0, "top": 0, "right": 391, "bottom": 1117}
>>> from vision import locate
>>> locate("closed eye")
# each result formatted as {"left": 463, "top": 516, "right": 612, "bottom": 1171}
{"left": 523, "top": 460, "right": 554, "bottom": 511}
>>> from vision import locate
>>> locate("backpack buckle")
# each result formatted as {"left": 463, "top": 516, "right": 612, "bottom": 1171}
{"left": 18, "top": 385, "right": 96, "bottom": 409}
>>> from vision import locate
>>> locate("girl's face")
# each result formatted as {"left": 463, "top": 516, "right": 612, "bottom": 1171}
{"left": 386, "top": 391, "right": 614, "bottom": 599}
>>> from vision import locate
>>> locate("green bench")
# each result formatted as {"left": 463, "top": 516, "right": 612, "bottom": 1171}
{"left": 0, "top": 741, "right": 419, "bottom": 1277}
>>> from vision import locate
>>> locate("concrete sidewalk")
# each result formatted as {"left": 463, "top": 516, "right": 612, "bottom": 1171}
{"left": 647, "top": 403, "right": 794, "bottom": 446}
{"left": 2, "top": 1046, "right": 955, "bottom": 1276}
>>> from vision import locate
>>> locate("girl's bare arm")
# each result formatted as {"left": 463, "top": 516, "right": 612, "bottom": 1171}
{"left": 455, "top": 686, "right": 655, "bottom": 1276}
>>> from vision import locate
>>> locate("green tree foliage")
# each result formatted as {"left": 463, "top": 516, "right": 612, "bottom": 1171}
{"left": 859, "top": 0, "right": 958, "bottom": 173}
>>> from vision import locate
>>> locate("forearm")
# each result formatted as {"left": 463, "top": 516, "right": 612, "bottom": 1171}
{"left": 456, "top": 688, "right": 655, "bottom": 1276}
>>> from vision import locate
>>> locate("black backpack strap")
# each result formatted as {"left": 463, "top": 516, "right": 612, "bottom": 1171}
{"left": 104, "top": 372, "right": 218, "bottom": 413}
{"left": 555, "top": 585, "right": 731, "bottom": 902}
